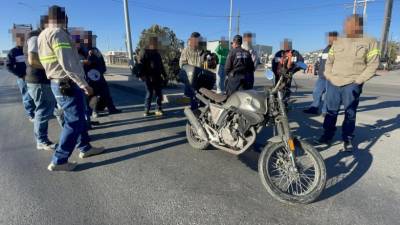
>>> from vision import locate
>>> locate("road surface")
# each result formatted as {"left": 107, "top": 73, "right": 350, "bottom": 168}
{"left": 0, "top": 67, "right": 399, "bottom": 225}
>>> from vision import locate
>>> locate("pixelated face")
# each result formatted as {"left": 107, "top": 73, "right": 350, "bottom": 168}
{"left": 220, "top": 40, "right": 229, "bottom": 48}
{"left": 189, "top": 37, "right": 199, "bottom": 48}
{"left": 281, "top": 39, "right": 292, "bottom": 51}
{"left": 244, "top": 35, "right": 252, "bottom": 43}
{"left": 48, "top": 6, "right": 67, "bottom": 28}
{"left": 15, "top": 35, "right": 25, "bottom": 47}
{"left": 344, "top": 17, "right": 363, "bottom": 37}
{"left": 328, "top": 35, "right": 337, "bottom": 45}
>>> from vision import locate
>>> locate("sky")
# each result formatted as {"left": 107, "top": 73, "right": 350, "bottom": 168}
{"left": 0, "top": 0, "right": 399, "bottom": 55}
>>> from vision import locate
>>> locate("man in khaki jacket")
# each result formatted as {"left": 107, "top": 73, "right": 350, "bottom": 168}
{"left": 317, "top": 15, "right": 380, "bottom": 152}
{"left": 38, "top": 5, "right": 104, "bottom": 171}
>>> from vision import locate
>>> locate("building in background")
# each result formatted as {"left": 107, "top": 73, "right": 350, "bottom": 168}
{"left": 104, "top": 51, "right": 130, "bottom": 65}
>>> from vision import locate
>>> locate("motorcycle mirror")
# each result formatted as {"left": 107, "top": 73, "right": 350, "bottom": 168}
{"left": 265, "top": 69, "right": 274, "bottom": 81}
{"left": 295, "top": 61, "right": 308, "bottom": 70}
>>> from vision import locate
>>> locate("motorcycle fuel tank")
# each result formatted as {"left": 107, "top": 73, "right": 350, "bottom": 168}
{"left": 223, "top": 90, "right": 267, "bottom": 114}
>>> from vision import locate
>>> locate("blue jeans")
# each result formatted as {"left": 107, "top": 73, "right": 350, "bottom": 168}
{"left": 323, "top": 81, "right": 363, "bottom": 141}
{"left": 27, "top": 83, "right": 57, "bottom": 144}
{"left": 179, "top": 70, "right": 198, "bottom": 110}
{"left": 216, "top": 64, "right": 225, "bottom": 93}
{"left": 16, "top": 78, "right": 36, "bottom": 118}
{"left": 50, "top": 81, "right": 91, "bottom": 165}
{"left": 310, "top": 76, "right": 327, "bottom": 113}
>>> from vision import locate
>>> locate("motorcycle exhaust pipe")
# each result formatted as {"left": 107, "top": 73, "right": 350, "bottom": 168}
{"left": 184, "top": 107, "right": 208, "bottom": 140}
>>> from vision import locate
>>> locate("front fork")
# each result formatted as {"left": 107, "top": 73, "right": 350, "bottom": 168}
{"left": 275, "top": 91, "right": 298, "bottom": 171}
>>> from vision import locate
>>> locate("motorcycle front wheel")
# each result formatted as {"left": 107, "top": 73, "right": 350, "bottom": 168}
{"left": 258, "top": 139, "right": 326, "bottom": 204}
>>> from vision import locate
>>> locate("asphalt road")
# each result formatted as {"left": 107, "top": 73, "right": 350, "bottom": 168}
{"left": 0, "top": 67, "right": 399, "bottom": 225}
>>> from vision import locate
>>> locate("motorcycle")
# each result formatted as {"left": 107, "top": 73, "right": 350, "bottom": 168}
{"left": 184, "top": 61, "right": 326, "bottom": 204}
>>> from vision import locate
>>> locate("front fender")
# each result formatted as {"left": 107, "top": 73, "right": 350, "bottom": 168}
{"left": 267, "top": 136, "right": 283, "bottom": 143}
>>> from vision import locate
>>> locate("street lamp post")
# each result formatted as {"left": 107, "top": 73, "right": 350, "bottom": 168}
{"left": 123, "top": 0, "right": 134, "bottom": 72}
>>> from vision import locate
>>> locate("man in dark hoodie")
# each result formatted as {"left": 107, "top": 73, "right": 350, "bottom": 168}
{"left": 7, "top": 33, "right": 36, "bottom": 121}
{"left": 139, "top": 37, "right": 167, "bottom": 116}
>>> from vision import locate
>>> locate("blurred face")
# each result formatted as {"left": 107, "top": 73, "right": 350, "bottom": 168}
{"left": 220, "top": 40, "right": 228, "bottom": 48}
{"left": 15, "top": 36, "right": 25, "bottom": 47}
{"left": 282, "top": 40, "right": 292, "bottom": 51}
{"left": 244, "top": 35, "right": 252, "bottom": 44}
{"left": 328, "top": 35, "right": 337, "bottom": 45}
{"left": 189, "top": 37, "right": 199, "bottom": 49}
{"left": 345, "top": 18, "right": 363, "bottom": 38}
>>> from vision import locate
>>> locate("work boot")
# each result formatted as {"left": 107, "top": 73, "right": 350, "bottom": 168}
{"left": 37, "top": 141, "right": 57, "bottom": 151}
{"left": 143, "top": 111, "right": 150, "bottom": 117}
{"left": 47, "top": 161, "right": 77, "bottom": 171}
{"left": 341, "top": 140, "right": 354, "bottom": 152}
{"left": 92, "top": 111, "right": 99, "bottom": 119}
{"left": 79, "top": 146, "right": 105, "bottom": 159}
{"left": 303, "top": 107, "right": 319, "bottom": 115}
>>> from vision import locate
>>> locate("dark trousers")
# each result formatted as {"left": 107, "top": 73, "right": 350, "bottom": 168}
{"left": 90, "top": 75, "right": 117, "bottom": 111}
{"left": 144, "top": 80, "right": 162, "bottom": 112}
{"left": 225, "top": 74, "right": 254, "bottom": 96}
{"left": 323, "top": 81, "right": 363, "bottom": 141}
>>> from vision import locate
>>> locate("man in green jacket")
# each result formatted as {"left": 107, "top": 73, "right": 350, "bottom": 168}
{"left": 214, "top": 39, "right": 229, "bottom": 93}
{"left": 317, "top": 14, "right": 380, "bottom": 152}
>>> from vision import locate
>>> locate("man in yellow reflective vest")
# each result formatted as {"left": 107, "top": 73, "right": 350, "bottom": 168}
{"left": 317, "top": 14, "right": 380, "bottom": 152}
{"left": 38, "top": 5, "right": 104, "bottom": 171}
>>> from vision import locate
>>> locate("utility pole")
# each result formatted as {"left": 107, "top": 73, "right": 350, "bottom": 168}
{"left": 228, "top": 0, "right": 233, "bottom": 49}
{"left": 380, "top": 0, "right": 393, "bottom": 61}
{"left": 353, "top": 0, "right": 357, "bottom": 14}
{"left": 123, "top": 0, "right": 134, "bottom": 71}
{"left": 236, "top": 10, "right": 240, "bottom": 35}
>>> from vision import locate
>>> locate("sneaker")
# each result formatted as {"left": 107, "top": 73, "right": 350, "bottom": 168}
{"left": 315, "top": 135, "right": 333, "bottom": 145}
{"left": 143, "top": 111, "right": 150, "bottom": 117}
{"left": 92, "top": 111, "right": 99, "bottom": 119}
{"left": 29, "top": 117, "right": 35, "bottom": 123}
{"left": 341, "top": 140, "right": 354, "bottom": 152}
{"left": 155, "top": 110, "right": 164, "bottom": 116}
{"left": 79, "top": 146, "right": 105, "bottom": 159}
{"left": 47, "top": 161, "right": 77, "bottom": 171}
{"left": 37, "top": 141, "right": 57, "bottom": 151}
{"left": 108, "top": 108, "right": 122, "bottom": 114}
{"left": 303, "top": 107, "right": 319, "bottom": 115}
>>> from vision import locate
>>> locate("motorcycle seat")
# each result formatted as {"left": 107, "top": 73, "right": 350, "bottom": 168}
{"left": 199, "top": 88, "right": 227, "bottom": 103}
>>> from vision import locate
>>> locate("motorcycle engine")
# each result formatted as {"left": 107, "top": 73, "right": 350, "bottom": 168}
{"left": 219, "top": 114, "right": 246, "bottom": 149}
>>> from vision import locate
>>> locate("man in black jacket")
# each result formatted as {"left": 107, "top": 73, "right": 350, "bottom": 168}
{"left": 7, "top": 33, "right": 36, "bottom": 121}
{"left": 139, "top": 37, "right": 167, "bottom": 116}
{"left": 81, "top": 31, "right": 121, "bottom": 117}
{"left": 224, "top": 35, "right": 255, "bottom": 96}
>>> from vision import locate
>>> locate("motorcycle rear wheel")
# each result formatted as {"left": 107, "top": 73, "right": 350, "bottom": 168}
{"left": 258, "top": 139, "right": 326, "bottom": 204}
{"left": 186, "top": 123, "right": 209, "bottom": 150}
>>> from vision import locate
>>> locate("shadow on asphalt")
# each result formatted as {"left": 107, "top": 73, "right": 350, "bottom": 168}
{"left": 237, "top": 97, "right": 400, "bottom": 202}
{"left": 90, "top": 119, "right": 186, "bottom": 142}
{"left": 106, "top": 85, "right": 399, "bottom": 202}
{"left": 75, "top": 133, "right": 187, "bottom": 171}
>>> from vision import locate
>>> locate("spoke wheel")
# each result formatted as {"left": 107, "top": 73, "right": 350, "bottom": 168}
{"left": 258, "top": 140, "right": 326, "bottom": 204}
